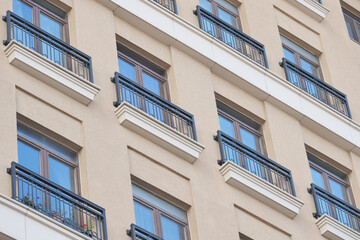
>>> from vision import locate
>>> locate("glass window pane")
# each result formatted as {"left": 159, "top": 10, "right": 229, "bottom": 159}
{"left": 134, "top": 201, "right": 155, "bottom": 234}
{"left": 215, "top": 0, "right": 238, "bottom": 15}
{"left": 240, "top": 128, "right": 261, "bottom": 153}
{"left": 329, "top": 178, "right": 350, "bottom": 203}
{"left": 142, "top": 72, "right": 161, "bottom": 96}
{"left": 17, "top": 140, "right": 41, "bottom": 174}
{"left": 218, "top": 8, "right": 238, "bottom": 29}
{"left": 310, "top": 167, "right": 325, "bottom": 189}
{"left": 300, "top": 58, "right": 320, "bottom": 78}
{"left": 40, "top": 13, "right": 63, "bottom": 40}
{"left": 13, "top": 0, "right": 33, "bottom": 23}
{"left": 49, "top": 157, "right": 75, "bottom": 191}
{"left": 283, "top": 48, "right": 296, "bottom": 64}
{"left": 345, "top": 15, "right": 359, "bottom": 42}
{"left": 218, "top": 115, "right": 235, "bottom": 138}
{"left": 118, "top": 58, "right": 136, "bottom": 81}
{"left": 161, "top": 216, "right": 186, "bottom": 240}
{"left": 199, "top": 0, "right": 212, "bottom": 12}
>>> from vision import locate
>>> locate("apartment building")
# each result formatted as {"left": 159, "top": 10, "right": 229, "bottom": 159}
{"left": 1, "top": 0, "right": 360, "bottom": 239}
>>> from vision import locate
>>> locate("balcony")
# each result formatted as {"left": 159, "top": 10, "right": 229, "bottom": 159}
{"left": 6, "top": 162, "right": 107, "bottom": 240}
{"left": 153, "top": 0, "right": 177, "bottom": 14}
{"left": 3, "top": 11, "right": 99, "bottom": 105}
{"left": 280, "top": 58, "right": 351, "bottom": 118}
{"left": 112, "top": 72, "right": 204, "bottom": 163}
{"left": 193, "top": 6, "right": 268, "bottom": 68}
{"left": 127, "top": 224, "right": 162, "bottom": 240}
{"left": 215, "top": 131, "right": 303, "bottom": 218}
{"left": 308, "top": 184, "right": 360, "bottom": 240}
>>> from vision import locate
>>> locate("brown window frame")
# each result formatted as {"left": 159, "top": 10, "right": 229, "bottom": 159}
{"left": 217, "top": 106, "right": 267, "bottom": 156}
{"left": 282, "top": 43, "right": 323, "bottom": 81}
{"left": 133, "top": 195, "right": 190, "bottom": 240}
{"left": 17, "top": 133, "right": 80, "bottom": 194}
{"left": 309, "top": 160, "right": 354, "bottom": 205}
{"left": 343, "top": 9, "right": 360, "bottom": 44}
{"left": 15, "top": 0, "right": 69, "bottom": 43}
{"left": 117, "top": 51, "right": 170, "bottom": 100}
{"left": 204, "top": 0, "right": 242, "bottom": 31}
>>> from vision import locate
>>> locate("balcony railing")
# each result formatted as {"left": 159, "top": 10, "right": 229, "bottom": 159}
{"left": 193, "top": 6, "right": 268, "bottom": 68}
{"left": 280, "top": 58, "right": 351, "bottom": 118}
{"left": 127, "top": 224, "right": 163, "bottom": 240}
{"left": 308, "top": 183, "right": 360, "bottom": 232}
{"left": 153, "top": 0, "right": 177, "bottom": 14}
{"left": 215, "top": 130, "right": 296, "bottom": 196}
{"left": 112, "top": 72, "right": 198, "bottom": 141}
{"left": 7, "top": 162, "right": 107, "bottom": 240}
{"left": 3, "top": 11, "right": 94, "bottom": 83}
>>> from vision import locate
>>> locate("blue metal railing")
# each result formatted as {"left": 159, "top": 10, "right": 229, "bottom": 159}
{"left": 215, "top": 130, "right": 296, "bottom": 196}
{"left": 127, "top": 224, "right": 163, "bottom": 240}
{"left": 112, "top": 72, "right": 198, "bottom": 141}
{"left": 3, "top": 11, "right": 94, "bottom": 83}
{"left": 308, "top": 183, "right": 360, "bottom": 232}
{"left": 153, "top": 0, "right": 177, "bottom": 14}
{"left": 7, "top": 162, "right": 107, "bottom": 240}
{"left": 280, "top": 58, "right": 351, "bottom": 118}
{"left": 194, "top": 6, "right": 268, "bottom": 68}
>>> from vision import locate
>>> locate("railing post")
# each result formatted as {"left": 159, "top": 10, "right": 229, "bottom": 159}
{"left": 11, "top": 161, "right": 16, "bottom": 200}
{"left": 216, "top": 130, "right": 226, "bottom": 165}
{"left": 102, "top": 210, "right": 108, "bottom": 240}
{"left": 308, "top": 184, "right": 320, "bottom": 219}
{"left": 262, "top": 47, "right": 269, "bottom": 69}
{"left": 191, "top": 115, "right": 197, "bottom": 141}
{"left": 112, "top": 72, "right": 121, "bottom": 107}
{"left": 345, "top": 96, "right": 352, "bottom": 119}
{"left": 173, "top": 0, "right": 178, "bottom": 14}
{"left": 88, "top": 57, "right": 94, "bottom": 83}
{"left": 289, "top": 171, "right": 296, "bottom": 197}
{"left": 3, "top": 11, "right": 11, "bottom": 46}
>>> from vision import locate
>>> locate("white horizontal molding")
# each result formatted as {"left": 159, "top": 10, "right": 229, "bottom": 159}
{"left": 98, "top": 0, "right": 360, "bottom": 155}
{"left": 316, "top": 214, "right": 360, "bottom": 240}
{"left": 286, "top": 0, "right": 329, "bottom": 22}
{"left": 4, "top": 40, "right": 100, "bottom": 106}
{"left": 0, "top": 193, "right": 92, "bottom": 240}
{"left": 115, "top": 102, "right": 205, "bottom": 163}
{"left": 220, "top": 161, "right": 304, "bottom": 218}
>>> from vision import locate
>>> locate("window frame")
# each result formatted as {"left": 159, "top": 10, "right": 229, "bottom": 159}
{"left": 117, "top": 51, "right": 170, "bottom": 100}
{"left": 133, "top": 194, "right": 190, "bottom": 240}
{"left": 17, "top": 133, "right": 80, "bottom": 194}
{"left": 282, "top": 43, "right": 323, "bottom": 80}
{"left": 204, "top": 0, "right": 242, "bottom": 31}
{"left": 343, "top": 9, "right": 360, "bottom": 43}
{"left": 14, "top": 0, "right": 69, "bottom": 43}
{"left": 309, "top": 161, "right": 354, "bottom": 205}
{"left": 217, "top": 106, "right": 267, "bottom": 156}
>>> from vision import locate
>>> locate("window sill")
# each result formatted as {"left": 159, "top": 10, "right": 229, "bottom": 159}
{"left": 286, "top": 0, "right": 329, "bottom": 22}
{"left": 4, "top": 40, "right": 100, "bottom": 105}
{"left": 0, "top": 193, "right": 92, "bottom": 240}
{"left": 316, "top": 214, "right": 360, "bottom": 240}
{"left": 220, "top": 161, "right": 304, "bottom": 218}
{"left": 115, "top": 102, "right": 205, "bottom": 163}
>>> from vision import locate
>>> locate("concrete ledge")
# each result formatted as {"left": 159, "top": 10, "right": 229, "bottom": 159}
{"left": 115, "top": 102, "right": 205, "bottom": 163}
{"left": 220, "top": 161, "right": 303, "bottom": 218}
{"left": 286, "top": 0, "right": 329, "bottom": 22}
{"left": 0, "top": 193, "right": 92, "bottom": 240}
{"left": 4, "top": 40, "right": 100, "bottom": 106}
{"left": 316, "top": 214, "right": 360, "bottom": 240}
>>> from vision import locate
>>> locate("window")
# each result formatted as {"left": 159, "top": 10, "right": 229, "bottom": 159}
{"left": 308, "top": 153, "right": 353, "bottom": 204}
{"left": 13, "top": 0, "right": 68, "bottom": 41}
{"left": 17, "top": 123, "right": 78, "bottom": 192}
{"left": 117, "top": 44, "right": 168, "bottom": 99}
{"left": 343, "top": 8, "right": 360, "bottom": 44}
{"left": 217, "top": 101, "right": 265, "bottom": 155}
{"left": 132, "top": 184, "right": 190, "bottom": 240}
{"left": 281, "top": 36, "right": 322, "bottom": 80}
{"left": 199, "top": 0, "right": 241, "bottom": 30}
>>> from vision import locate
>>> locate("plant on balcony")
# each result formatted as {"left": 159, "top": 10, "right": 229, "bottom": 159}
{"left": 21, "top": 193, "right": 39, "bottom": 208}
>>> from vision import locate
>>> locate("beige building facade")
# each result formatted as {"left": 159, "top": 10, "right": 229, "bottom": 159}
{"left": 1, "top": 0, "right": 360, "bottom": 239}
